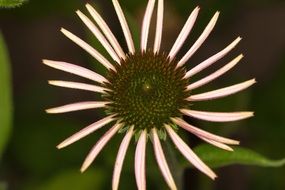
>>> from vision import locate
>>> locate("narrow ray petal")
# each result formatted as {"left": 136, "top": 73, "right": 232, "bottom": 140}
{"left": 81, "top": 123, "right": 122, "bottom": 172}
{"left": 200, "top": 137, "right": 233, "bottom": 151}
{"left": 166, "top": 125, "right": 217, "bottom": 179}
{"left": 177, "top": 12, "right": 220, "bottom": 67}
{"left": 168, "top": 7, "right": 199, "bottom": 60}
{"left": 57, "top": 115, "right": 115, "bottom": 149}
{"left": 187, "top": 79, "right": 256, "bottom": 101}
{"left": 186, "top": 54, "right": 243, "bottom": 90}
{"left": 46, "top": 101, "right": 108, "bottom": 114}
{"left": 112, "top": 126, "right": 134, "bottom": 190}
{"left": 85, "top": 3, "right": 126, "bottom": 59}
{"left": 172, "top": 118, "right": 239, "bottom": 145}
{"left": 151, "top": 128, "right": 177, "bottom": 190}
{"left": 153, "top": 0, "right": 164, "bottom": 53}
{"left": 112, "top": 0, "right": 135, "bottom": 53}
{"left": 76, "top": 10, "right": 120, "bottom": 63}
{"left": 141, "top": 0, "right": 156, "bottom": 52}
{"left": 181, "top": 109, "right": 254, "bottom": 122}
{"left": 42, "top": 59, "right": 108, "bottom": 83}
{"left": 61, "top": 28, "right": 115, "bottom": 71}
{"left": 135, "top": 130, "right": 147, "bottom": 190}
{"left": 180, "top": 37, "right": 241, "bottom": 74}
{"left": 48, "top": 81, "right": 107, "bottom": 93}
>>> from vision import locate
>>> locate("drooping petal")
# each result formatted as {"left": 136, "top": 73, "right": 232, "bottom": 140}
{"left": 61, "top": 28, "right": 115, "bottom": 71}
{"left": 112, "top": 0, "right": 135, "bottom": 53}
{"left": 85, "top": 3, "right": 126, "bottom": 59}
{"left": 48, "top": 81, "right": 107, "bottom": 93}
{"left": 57, "top": 115, "right": 115, "bottom": 149}
{"left": 76, "top": 10, "right": 121, "bottom": 63}
{"left": 172, "top": 117, "right": 239, "bottom": 145}
{"left": 151, "top": 128, "right": 177, "bottom": 190}
{"left": 81, "top": 123, "right": 122, "bottom": 172}
{"left": 177, "top": 12, "right": 220, "bottom": 67}
{"left": 46, "top": 101, "right": 108, "bottom": 114}
{"left": 187, "top": 79, "right": 256, "bottom": 101}
{"left": 112, "top": 126, "right": 134, "bottom": 190}
{"left": 135, "top": 130, "right": 147, "bottom": 190}
{"left": 181, "top": 109, "right": 254, "bottom": 122}
{"left": 141, "top": 0, "right": 156, "bottom": 52}
{"left": 200, "top": 136, "right": 233, "bottom": 151}
{"left": 186, "top": 54, "right": 243, "bottom": 90}
{"left": 180, "top": 37, "right": 241, "bottom": 74}
{"left": 165, "top": 125, "right": 217, "bottom": 179}
{"left": 42, "top": 60, "right": 108, "bottom": 84}
{"left": 168, "top": 6, "right": 200, "bottom": 60}
{"left": 153, "top": 0, "right": 164, "bottom": 53}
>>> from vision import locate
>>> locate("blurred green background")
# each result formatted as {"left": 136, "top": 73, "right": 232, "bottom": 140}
{"left": 0, "top": 0, "right": 285, "bottom": 189}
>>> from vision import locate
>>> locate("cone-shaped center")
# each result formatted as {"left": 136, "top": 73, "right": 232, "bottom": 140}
{"left": 104, "top": 51, "right": 189, "bottom": 131}
{"left": 143, "top": 82, "right": 152, "bottom": 93}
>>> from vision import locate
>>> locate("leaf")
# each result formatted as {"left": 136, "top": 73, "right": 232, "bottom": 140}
{"left": 36, "top": 169, "right": 107, "bottom": 190}
{"left": 0, "top": 32, "right": 12, "bottom": 158}
{"left": 0, "top": 0, "right": 27, "bottom": 8}
{"left": 0, "top": 182, "right": 7, "bottom": 190}
{"left": 192, "top": 144, "right": 285, "bottom": 168}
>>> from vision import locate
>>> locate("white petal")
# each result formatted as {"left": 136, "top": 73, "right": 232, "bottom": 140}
{"left": 85, "top": 3, "right": 126, "bottom": 59}
{"left": 42, "top": 59, "right": 108, "bottom": 83}
{"left": 112, "top": 126, "right": 134, "bottom": 190}
{"left": 135, "top": 130, "right": 147, "bottom": 190}
{"left": 153, "top": 0, "right": 164, "bottom": 53}
{"left": 181, "top": 109, "right": 254, "bottom": 122}
{"left": 61, "top": 28, "right": 115, "bottom": 71}
{"left": 48, "top": 80, "right": 107, "bottom": 93}
{"left": 168, "top": 7, "right": 199, "bottom": 60}
{"left": 200, "top": 137, "right": 233, "bottom": 151}
{"left": 151, "top": 128, "right": 177, "bottom": 190}
{"left": 172, "top": 117, "right": 239, "bottom": 145}
{"left": 76, "top": 10, "right": 121, "bottom": 63}
{"left": 177, "top": 12, "right": 220, "bottom": 67}
{"left": 112, "top": 0, "right": 135, "bottom": 53}
{"left": 181, "top": 37, "right": 241, "bottom": 76}
{"left": 186, "top": 54, "right": 243, "bottom": 90}
{"left": 187, "top": 79, "right": 256, "bottom": 101}
{"left": 57, "top": 115, "right": 115, "bottom": 149}
{"left": 81, "top": 123, "right": 122, "bottom": 172}
{"left": 141, "top": 0, "right": 156, "bottom": 52}
{"left": 46, "top": 101, "right": 108, "bottom": 114}
{"left": 165, "top": 125, "right": 217, "bottom": 179}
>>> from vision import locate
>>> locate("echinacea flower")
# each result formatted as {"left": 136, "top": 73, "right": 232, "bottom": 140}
{"left": 43, "top": 0, "right": 255, "bottom": 189}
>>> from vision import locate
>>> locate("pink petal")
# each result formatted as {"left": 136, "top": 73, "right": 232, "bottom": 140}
{"left": 187, "top": 79, "right": 256, "bottom": 101}
{"left": 42, "top": 59, "right": 108, "bottom": 84}
{"left": 172, "top": 117, "right": 239, "bottom": 145}
{"left": 166, "top": 125, "right": 217, "bottom": 179}
{"left": 81, "top": 123, "right": 122, "bottom": 172}
{"left": 151, "top": 128, "right": 177, "bottom": 190}
{"left": 46, "top": 101, "right": 108, "bottom": 114}
{"left": 180, "top": 109, "right": 254, "bottom": 122}
{"left": 141, "top": 0, "right": 156, "bottom": 52}
{"left": 135, "top": 130, "right": 147, "bottom": 190}
{"left": 57, "top": 115, "right": 115, "bottom": 149}
{"left": 112, "top": 126, "right": 134, "bottom": 190}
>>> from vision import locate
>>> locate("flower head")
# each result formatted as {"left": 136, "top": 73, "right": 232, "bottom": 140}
{"left": 43, "top": 0, "right": 255, "bottom": 189}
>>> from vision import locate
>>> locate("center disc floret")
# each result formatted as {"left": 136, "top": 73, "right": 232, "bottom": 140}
{"left": 105, "top": 51, "right": 189, "bottom": 130}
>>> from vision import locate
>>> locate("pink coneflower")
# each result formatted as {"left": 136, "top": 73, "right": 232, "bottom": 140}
{"left": 43, "top": 0, "right": 255, "bottom": 189}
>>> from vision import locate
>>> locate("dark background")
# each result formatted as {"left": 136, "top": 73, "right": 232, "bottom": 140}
{"left": 0, "top": 0, "right": 285, "bottom": 189}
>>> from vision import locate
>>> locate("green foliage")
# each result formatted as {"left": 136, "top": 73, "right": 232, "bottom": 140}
{"left": 0, "top": 0, "right": 27, "bottom": 8}
{"left": 35, "top": 169, "right": 107, "bottom": 190}
{"left": 0, "top": 182, "right": 7, "bottom": 190}
{"left": 193, "top": 144, "right": 285, "bottom": 168}
{"left": 0, "top": 32, "right": 12, "bottom": 158}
